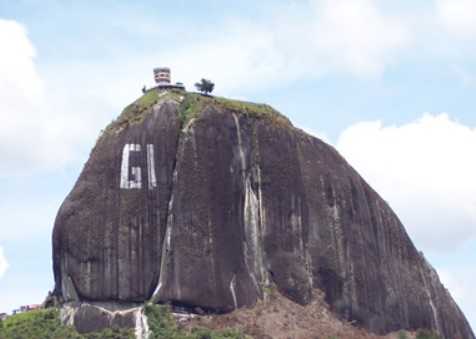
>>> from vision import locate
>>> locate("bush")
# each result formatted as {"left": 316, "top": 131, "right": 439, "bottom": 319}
{"left": 192, "top": 326, "right": 213, "bottom": 339}
{"left": 145, "top": 303, "right": 249, "bottom": 339}
{"left": 0, "top": 318, "right": 5, "bottom": 339}
{"left": 144, "top": 303, "right": 184, "bottom": 339}
{"left": 84, "top": 326, "right": 135, "bottom": 339}
{"left": 398, "top": 330, "right": 409, "bottom": 339}
{"left": 1, "top": 305, "right": 248, "bottom": 339}
{"left": 218, "top": 328, "right": 248, "bottom": 339}
{"left": 2, "top": 309, "right": 81, "bottom": 339}
{"left": 1, "top": 309, "right": 134, "bottom": 339}
{"left": 416, "top": 330, "right": 441, "bottom": 339}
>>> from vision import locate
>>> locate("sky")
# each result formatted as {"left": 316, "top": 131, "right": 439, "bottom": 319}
{"left": 0, "top": 0, "right": 475, "bottom": 333}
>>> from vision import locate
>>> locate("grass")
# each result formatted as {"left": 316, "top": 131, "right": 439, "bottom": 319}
{"left": 0, "top": 305, "right": 250, "bottom": 339}
{"left": 96, "top": 88, "right": 291, "bottom": 149}
{"left": 177, "top": 92, "right": 290, "bottom": 129}
{"left": 0, "top": 308, "right": 135, "bottom": 339}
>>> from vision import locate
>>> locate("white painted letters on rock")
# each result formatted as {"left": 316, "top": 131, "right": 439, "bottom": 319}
{"left": 120, "top": 143, "right": 157, "bottom": 190}
{"left": 147, "top": 144, "right": 157, "bottom": 190}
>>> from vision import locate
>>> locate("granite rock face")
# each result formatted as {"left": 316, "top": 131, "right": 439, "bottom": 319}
{"left": 52, "top": 95, "right": 474, "bottom": 339}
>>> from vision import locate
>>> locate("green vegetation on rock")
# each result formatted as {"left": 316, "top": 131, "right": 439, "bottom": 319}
{"left": 0, "top": 309, "right": 135, "bottom": 339}
{"left": 100, "top": 88, "right": 164, "bottom": 138}
{"left": 398, "top": 330, "right": 408, "bottom": 339}
{"left": 0, "top": 318, "right": 4, "bottom": 339}
{"left": 145, "top": 303, "right": 249, "bottom": 339}
{"left": 415, "top": 331, "right": 441, "bottom": 339}
{"left": 177, "top": 91, "right": 290, "bottom": 128}
{"left": 0, "top": 306, "right": 250, "bottom": 339}
{"left": 98, "top": 87, "right": 290, "bottom": 147}
{"left": 396, "top": 330, "right": 442, "bottom": 339}
{"left": 178, "top": 94, "right": 195, "bottom": 127}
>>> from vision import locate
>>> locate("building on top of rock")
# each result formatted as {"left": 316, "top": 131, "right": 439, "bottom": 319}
{"left": 153, "top": 67, "right": 170, "bottom": 83}
{"left": 153, "top": 67, "right": 185, "bottom": 90}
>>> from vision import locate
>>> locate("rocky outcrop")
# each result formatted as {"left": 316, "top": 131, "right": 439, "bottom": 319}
{"left": 52, "top": 92, "right": 474, "bottom": 339}
{"left": 61, "top": 302, "right": 148, "bottom": 338}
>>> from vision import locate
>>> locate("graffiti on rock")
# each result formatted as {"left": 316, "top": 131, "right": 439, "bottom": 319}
{"left": 120, "top": 144, "right": 157, "bottom": 190}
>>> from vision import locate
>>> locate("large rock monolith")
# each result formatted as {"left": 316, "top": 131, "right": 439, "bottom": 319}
{"left": 52, "top": 90, "right": 475, "bottom": 339}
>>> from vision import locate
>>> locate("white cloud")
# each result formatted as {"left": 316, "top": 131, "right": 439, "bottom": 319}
{"left": 146, "top": 0, "right": 476, "bottom": 90}
{"left": 310, "top": 0, "right": 412, "bottom": 76}
{"left": 436, "top": 0, "right": 476, "bottom": 39}
{"left": 140, "top": 0, "right": 413, "bottom": 95}
{"left": 0, "top": 20, "right": 43, "bottom": 101}
{"left": 336, "top": 113, "right": 476, "bottom": 252}
{"left": 0, "top": 247, "right": 8, "bottom": 280}
{"left": 0, "top": 19, "right": 98, "bottom": 176}
{"left": 271, "top": 0, "right": 412, "bottom": 78}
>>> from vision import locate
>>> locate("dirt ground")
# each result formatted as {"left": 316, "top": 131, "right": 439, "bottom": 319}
{"left": 174, "top": 287, "right": 420, "bottom": 339}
